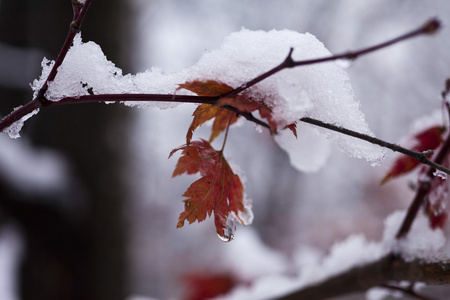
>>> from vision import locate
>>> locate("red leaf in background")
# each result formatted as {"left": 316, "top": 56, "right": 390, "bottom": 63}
{"left": 169, "top": 140, "right": 245, "bottom": 240}
{"left": 381, "top": 125, "right": 445, "bottom": 184}
{"left": 183, "top": 273, "right": 239, "bottom": 300}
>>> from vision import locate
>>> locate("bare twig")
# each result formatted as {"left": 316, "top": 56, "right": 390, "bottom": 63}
{"left": 0, "top": 0, "right": 92, "bottom": 131}
{"left": 1, "top": 13, "right": 447, "bottom": 177}
{"left": 222, "top": 18, "right": 440, "bottom": 100}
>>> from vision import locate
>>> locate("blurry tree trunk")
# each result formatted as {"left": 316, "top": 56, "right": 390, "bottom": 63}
{"left": 0, "top": 1, "right": 132, "bottom": 300}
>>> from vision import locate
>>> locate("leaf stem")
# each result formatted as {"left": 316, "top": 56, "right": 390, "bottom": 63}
{"left": 220, "top": 115, "right": 233, "bottom": 153}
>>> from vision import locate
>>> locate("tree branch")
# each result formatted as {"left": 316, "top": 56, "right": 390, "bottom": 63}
{"left": 0, "top": 0, "right": 92, "bottom": 131}
{"left": 222, "top": 18, "right": 440, "bottom": 100}
{"left": 0, "top": 17, "right": 439, "bottom": 133}
{"left": 274, "top": 254, "right": 450, "bottom": 300}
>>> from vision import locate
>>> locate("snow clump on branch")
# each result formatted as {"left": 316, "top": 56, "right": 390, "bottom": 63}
{"left": 32, "top": 30, "right": 386, "bottom": 172}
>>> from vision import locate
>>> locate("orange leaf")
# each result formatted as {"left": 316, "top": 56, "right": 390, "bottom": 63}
{"left": 179, "top": 79, "right": 297, "bottom": 143}
{"left": 169, "top": 140, "right": 244, "bottom": 240}
{"left": 381, "top": 125, "right": 445, "bottom": 184}
{"left": 180, "top": 80, "right": 239, "bottom": 144}
{"left": 179, "top": 80, "right": 234, "bottom": 97}
{"left": 186, "top": 104, "right": 238, "bottom": 144}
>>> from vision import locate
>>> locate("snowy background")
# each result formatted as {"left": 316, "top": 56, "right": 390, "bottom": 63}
{"left": 1, "top": 0, "right": 450, "bottom": 299}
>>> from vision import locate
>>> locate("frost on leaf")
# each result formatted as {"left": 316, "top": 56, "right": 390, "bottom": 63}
{"left": 381, "top": 125, "right": 445, "bottom": 184}
{"left": 169, "top": 139, "right": 245, "bottom": 241}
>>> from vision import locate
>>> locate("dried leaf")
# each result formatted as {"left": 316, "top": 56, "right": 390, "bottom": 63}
{"left": 169, "top": 140, "right": 244, "bottom": 240}
{"left": 179, "top": 79, "right": 297, "bottom": 143}
{"left": 180, "top": 80, "right": 238, "bottom": 144}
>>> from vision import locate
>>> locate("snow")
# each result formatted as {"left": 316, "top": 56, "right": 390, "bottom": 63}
{"left": 30, "top": 30, "right": 386, "bottom": 172}
{"left": 274, "top": 122, "right": 331, "bottom": 172}
{"left": 383, "top": 211, "right": 448, "bottom": 262}
{"left": 218, "top": 210, "right": 450, "bottom": 300}
{"left": 126, "top": 1, "right": 450, "bottom": 299}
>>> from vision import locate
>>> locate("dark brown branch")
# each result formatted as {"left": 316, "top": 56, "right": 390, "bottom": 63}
{"left": 0, "top": 17, "right": 439, "bottom": 134}
{"left": 275, "top": 254, "right": 450, "bottom": 300}
{"left": 51, "top": 94, "right": 450, "bottom": 177}
{"left": 52, "top": 93, "right": 219, "bottom": 106}
{"left": 38, "top": 0, "right": 92, "bottom": 106}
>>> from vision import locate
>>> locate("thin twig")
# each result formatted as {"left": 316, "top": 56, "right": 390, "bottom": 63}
{"left": 0, "top": 17, "right": 440, "bottom": 133}
{"left": 300, "top": 117, "right": 450, "bottom": 176}
{"left": 0, "top": 0, "right": 92, "bottom": 131}
{"left": 38, "top": 0, "right": 93, "bottom": 105}
{"left": 222, "top": 18, "right": 440, "bottom": 100}
{"left": 49, "top": 93, "right": 450, "bottom": 177}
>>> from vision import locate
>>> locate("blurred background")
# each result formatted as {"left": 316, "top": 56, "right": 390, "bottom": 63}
{"left": 0, "top": 0, "right": 449, "bottom": 299}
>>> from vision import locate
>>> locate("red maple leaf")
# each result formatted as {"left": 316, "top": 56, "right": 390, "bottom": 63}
{"left": 381, "top": 125, "right": 445, "bottom": 184}
{"left": 169, "top": 139, "right": 245, "bottom": 240}
{"left": 179, "top": 80, "right": 297, "bottom": 143}
{"left": 179, "top": 80, "right": 239, "bottom": 144}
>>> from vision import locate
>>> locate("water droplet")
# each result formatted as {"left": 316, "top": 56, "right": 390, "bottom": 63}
{"left": 217, "top": 216, "right": 236, "bottom": 242}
